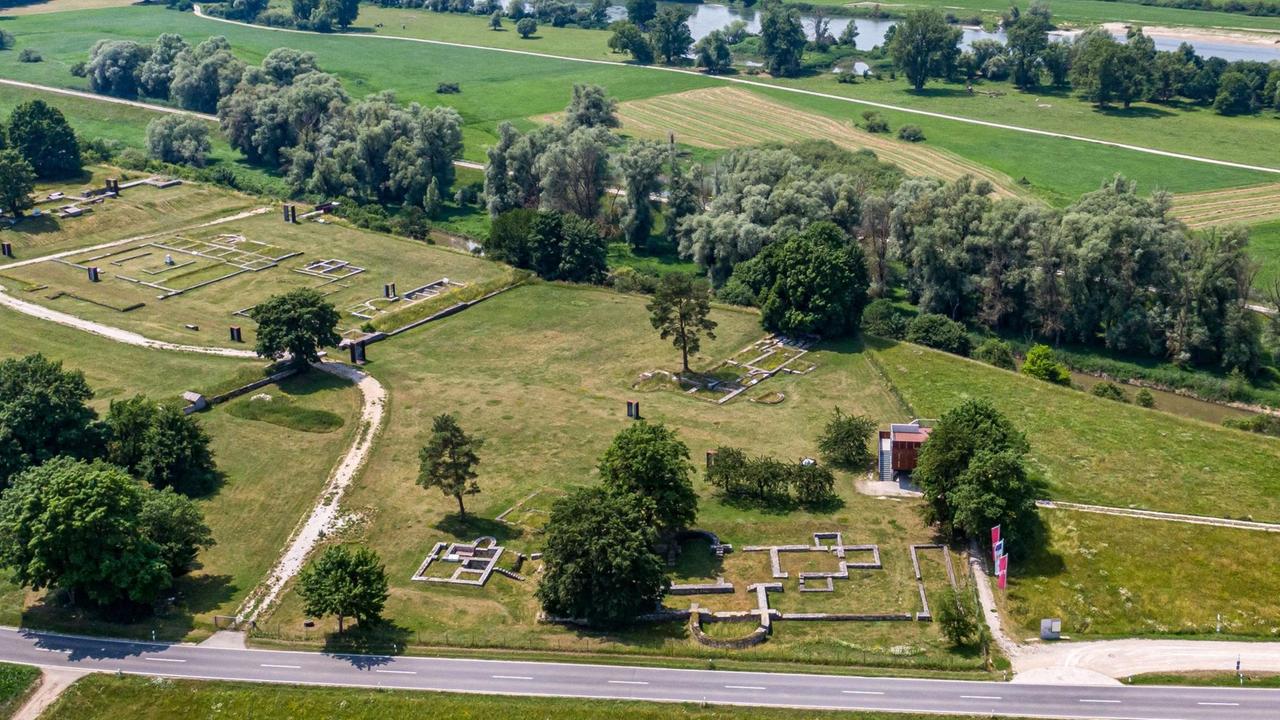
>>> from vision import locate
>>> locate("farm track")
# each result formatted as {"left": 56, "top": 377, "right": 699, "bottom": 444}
{"left": 615, "top": 87, "right": 1022, "bottom": 197}
{"left": 1171, "top": 182, "right": 1280, "bottom": 227}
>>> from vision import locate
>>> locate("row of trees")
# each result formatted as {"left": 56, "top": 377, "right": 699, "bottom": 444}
{"left": 880, "top": 174, "right": 1263, "bottom": 374}
{"left": 0, "top": 355, "right": 215, "bottom": 609}
{"left": 705, "top": 446, "right": 838, "bottom": 507}
{"left": 890, "top": 4, "right": 1280, "bottom": 115}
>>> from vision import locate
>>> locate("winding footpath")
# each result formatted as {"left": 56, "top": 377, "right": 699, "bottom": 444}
{"left": 187, "top": 6, "right": 1280, "bottom": 176}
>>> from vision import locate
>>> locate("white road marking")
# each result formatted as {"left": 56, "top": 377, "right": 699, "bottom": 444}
{"left": 260, "top": 664, "right": 301, "bottom": 669}
{"left": 144, "top": 657, "right": 186, "bottom": 663}
{"left": 375, "top": 669, "right": 417, "bottom": 675}
{"left": 1079, "top": 699, "right": 1122, "bottom": 703}
{"left": 961, "top": 695, "right": 1002, "bottom": 700}
{"left": 492, "top": 675, "right": 533, "bottom": 680}
{"left": 725, "top": 685, "right": 767, "bottom": 690}
{"left": 1197, "top": 702, "right": 1240, "bottom": 706}
{"left": 842, "top": 690, "right": 885, "bottom": 695}
{"left": 607, "top": 680, "right": 649, "bottom": 685}
{"left": 36, "top": 648, "right": 69, "bottom": 654}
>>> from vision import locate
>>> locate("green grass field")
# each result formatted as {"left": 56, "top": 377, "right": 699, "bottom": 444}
{"left": 0, "top": 304, "right": 363, "bottom": 641}
{"left": 2, "top": 191, "right": 506, "bottom": 347}
{"left": 252, "top": 283, "right": 987, "bottom": 673}
{"left": 1000, "top": 508, "right": 1280, "bottom": 638}
{"left": 0, "top": 165, "right": 258, "bottom": 260}
{"left": 869, "top": 339, "right": 1280, "bottom": 522}
{"left": 0, "top": 84, "right": 286, "bottom": 194}
{"left": 46, "top": 674, "right": 1019, "bottom": 720}
{"left": 0, "top": 662, "right": 40, "bottom": 718}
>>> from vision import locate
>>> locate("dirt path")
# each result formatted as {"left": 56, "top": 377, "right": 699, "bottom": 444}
{"left": 0, "top": 281, "right": 259, "bottom": 358}
{"left": 0, "top": 78, "right": 217, "bottom": 120}
{"left": 1037, "top": 500, "right": 1280, "bottom": 533}
{"left": 234, "top": 361, "right": 386, "bottom": 624}
{"left": 188, "top": 6, "right": 1280, "bottom": 176}
{"left": 10, "top": 667, "right": 89, "bottom": 720}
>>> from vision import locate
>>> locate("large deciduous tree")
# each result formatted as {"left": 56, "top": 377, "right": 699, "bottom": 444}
{"left": 563, "top": 83, "right": 619, "bottom": 131}
{"left": 649, "top": 7, "right": 693, "bottom": 65}
{"left": 417, "top": 413, "right": 483, "bottom": 519}
{"left": 647, "top": 272, "right": 717, "bottom": 373}
{"left": 298, "top": 545, "right": 389, "bottom": 633}
{"left": 913, "top": 399, "right": 1038, "bottom": 550}
{"left": 887, "top": 8, "right": 962, "bottom": 91}
{"left": 171, "top": 36, "right": 246, "bottom": 114}
{"left": 249, "top": 289, "right": 341, "bottom": 368}
{"left": 86, "top": 40, "right": 149, "bottom": 98}
{"left": 138, "top": 33, "right": 189, "bottom": 99}
{"left": 0, "top": 458, "right": 172, "bottom": 607}
{"left": 145, "top": 115, "right": 211, "bottom": 167}
{"left": 535, "top": 486, "right": 668, "bottom": 627}
{"left": 599, "top": 420, "right": 697, "bottom": 534}
{"left": 617, "top": 140, "right": 666, "bottom": 249}
{"left": 0, "top": 354, "right": 97, "bottom": 486}
{"left": 0, "top": 150, "right": 36, "bottom": 219}
{"left": 6, "top": 100, "right": 82, "bottom": 179}
{"left": 103, "top": 395, "right": 218, "bottom": 495}
{"left": 759, "top": 2, "right": 806, "bottom": 77}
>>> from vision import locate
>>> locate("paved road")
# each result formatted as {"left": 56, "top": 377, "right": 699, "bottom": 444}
{"left": 3, "top": 627, "right": 1278, "bottom": 719}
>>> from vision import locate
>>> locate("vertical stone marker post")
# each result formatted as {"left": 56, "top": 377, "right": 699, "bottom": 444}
{"left": 626, "top": 400, "right": 641, "bottom": 419}
{"left": 0, "top": 241, "right": 12, "bottom": 258}
{"left": 229, "top": 326, "right": 243, "bottom": 343}
{"left": 87, "top": 266, "right": 100, "bottom": 282}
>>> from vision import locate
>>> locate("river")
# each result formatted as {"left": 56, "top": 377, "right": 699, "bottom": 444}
{"left": 636, "top": 2, "right": 1280, "bottom": 63}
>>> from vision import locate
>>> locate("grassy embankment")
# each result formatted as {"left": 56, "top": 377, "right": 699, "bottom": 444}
{"left": 46, "top": 674, "right": 1023, "bottom": 720}
{"left": 0, "top": 304, "right": 363, "bottom": 642}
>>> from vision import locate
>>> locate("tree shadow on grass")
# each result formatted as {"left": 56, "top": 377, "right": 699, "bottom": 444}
{"left": 433, "top": 513, "right": 524, "bottom": 544}
{"left": 173, "top": 573, "right": 237, "bottom": 615}
{"left": 321, "top": 621, "right": 414, "bottom": 667}
{"left": 1093, "top": 104, "right": 1175, "bottom": 120}
{"left": 563, "top": 619, "right": 691, "bottom": 650}
{"left": 670, "top": 539, "right": 724, "bottom": 581}
{"left": 276, "top": 369, "right": 351, "bottom": 397}
{"left": 9, "top": 212, "right": 63, "bottom": 237}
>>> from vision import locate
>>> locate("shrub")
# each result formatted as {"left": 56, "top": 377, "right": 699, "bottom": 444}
{"left": 436, "top": 82, "right": 461, "bottom": 94}
{"left": 818, "top": 407, "right": 876, "bottom": 470}
{"left": 1135, "top": 388, "right": 1155, "bottom": 408}
{"left": 906, "top": 313, "right": 970, "bottom": 356}
{"left": 861, "top": 298, "right": 907, "bottom": 339}
{"left": 145, "top": 115, "right": 211, "bottom": 167}
{"left": 1021, "top": 344, "right": 1071, "bottom": 386}
{"left": 972, "top": 338, "right": 1015, "bottom": 370}
{"left": 256, "top": 8, "right": 298, "bottom": 27}
{"left": 1090, "top": 381, "right": 1129, "bottom": 403}
{"left": 18, "top": 48, "right": 41, "bottom": 63}
{"left": 1223, "top": 413, "right": 1280, "bottom": 437}
{"left": 861, "top": 110, "right": 889, "bottom": 133}
{"left": 0, "top": 30, "right": 15, "bottom": 50}
{"left": 715, "top": 276, "right": 757, "bottom": 306}
{"left": 897, "top": 124, "right": 925, "bottom": 142}
{"left": 517, "top": 17, "right": 537, "bottom": 37}
{"left": 116, "top": 147, "right": 150, "bottom": 170}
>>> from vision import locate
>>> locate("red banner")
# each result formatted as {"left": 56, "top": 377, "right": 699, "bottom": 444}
{"left": 997, "top": 554, "right": 1008, "bottom": 574}
{"left": 991, "top": 525, "right": 1001, "bottom": 546}
{"left": 998, "top": 569, "right": 1007, "bottom": 589}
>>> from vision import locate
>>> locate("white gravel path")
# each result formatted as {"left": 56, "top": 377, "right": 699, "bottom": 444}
{"left": 235, "top": 361, "right": 386, "bottom": 623}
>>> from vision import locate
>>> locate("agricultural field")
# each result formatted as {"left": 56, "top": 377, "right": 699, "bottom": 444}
{"left": 1, "top": 185, "right": 506, "bottom": 348}
{"left": 253, "top": 283, "right": 988, "bottom": 673}
{"left": 611, "top": 87, "right": 1023, "bottom": 197}
{"left": 1172, "top": 182, "right": 1280, "bottom": 229}
{"left": 45, "top": 674, "right": 1017, "bottom": 720}
{"left": 1001, "top": 508, "right": 1280, "bottom": 638}
{"left": 869, "top": 339, "right": 1280, "bottom": 522}
{"left": 0, "top": 304, "right": 364, "bottom": 641}
{"left": 0, "top": 5, "right": 1273, "bottom": 201}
